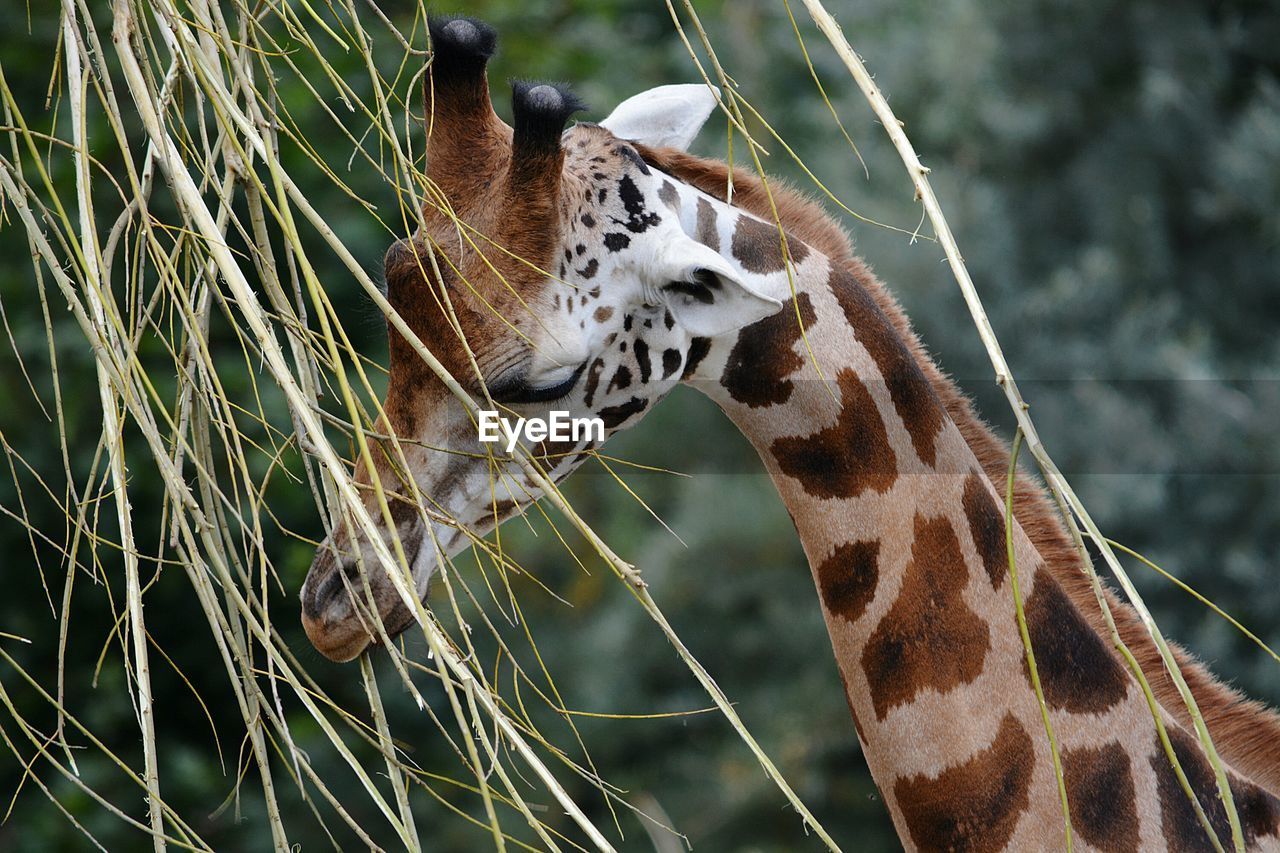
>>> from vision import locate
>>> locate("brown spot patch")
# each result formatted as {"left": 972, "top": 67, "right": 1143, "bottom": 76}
{"left": 731, "top": 214, "right": 808, "bottom": 274}
{"left": 1063, "top": 743, "right": 1139, "bottom": 853}
{"left": 962, "top": 470, "right": 1009, "bottom": 590}
{"left": 583, "top": 358, "right": 606, "bottom": 407}
{"left": 1152, "top": 727, "right": 1280, "bottom": 852}
{"left": 816, "top": 540, "right": 879, "bottom": 625}
{"left": 695, "top": 197, "right": 719, "bottom": 251}
{"left": 593, "top": 305, "right": 614, "bottom": 324}
{"left": 489, "top": 499, "right": 520, "bottom": 519}
{"left": 607, "top": 364, "right": 632, "bottom": 393}
{"left": 658, "top": 180, "right": 679, "bottom": 209}
{"left": 661, "top": 348, "right": 682, "bottom": 379}
{"left": 771, "top": 369, "right": 898, "bottom": 500}
{"left": 680, "top": 337, "right": 711, "bottom": 380}
{"left": 721, "top": 293, "right": 816, "bottom": 408}
{"left": 598, "top": 397, "right": 647, "bottom": 430}
{"left": 861, "top": 514, "right": 990, "bottom": 720}
{"left": 1023, "top": 576, "right": 1127, "bottom": 714}
{"left": 894, "top": 713, "right": 1034, "bottom": 852}
{"left": 830, "top": 267, "right": 944, "bottom": 467}
{"left": 633, "top": 339, "right": 652, "bottom": 383}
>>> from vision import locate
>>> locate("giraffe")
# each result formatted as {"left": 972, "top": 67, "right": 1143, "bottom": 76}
{"left": 300, "top": 16, "right": 1280, "bottom": 850}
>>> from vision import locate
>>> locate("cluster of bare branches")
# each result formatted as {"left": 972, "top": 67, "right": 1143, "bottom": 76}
{"left": 0, "top": 1, "right": 843, "bottom": 848}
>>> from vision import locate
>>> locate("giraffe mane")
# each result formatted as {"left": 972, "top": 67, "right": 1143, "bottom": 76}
{"left": 636, "top": 143, "right": 1280, "bottom": 796}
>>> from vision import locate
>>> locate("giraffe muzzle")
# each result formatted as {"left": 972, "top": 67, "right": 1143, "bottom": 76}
{"left": 300, "top": 527, "right": 426, "bottom": 662}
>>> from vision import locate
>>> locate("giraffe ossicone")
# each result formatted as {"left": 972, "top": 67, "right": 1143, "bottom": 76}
{"left": 300, "top": 16, "right": 1280, "bottom": 850}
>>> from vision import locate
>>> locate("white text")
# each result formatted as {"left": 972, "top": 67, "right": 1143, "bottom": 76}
{"left": 477, "top": 410, "right": 605, "bottom": 454}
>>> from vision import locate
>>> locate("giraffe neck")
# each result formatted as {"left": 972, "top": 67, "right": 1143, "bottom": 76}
{"left": 668, "top": 180, "right": 1280, "bottom": 850}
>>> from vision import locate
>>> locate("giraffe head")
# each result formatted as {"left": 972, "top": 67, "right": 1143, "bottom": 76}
{"left": 301, "top": 16, "right": 783, "bottom": 661}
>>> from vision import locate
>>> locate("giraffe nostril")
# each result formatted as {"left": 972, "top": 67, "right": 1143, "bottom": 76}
{"left": 302, "top": 562, "right": 354, "bottom": 621}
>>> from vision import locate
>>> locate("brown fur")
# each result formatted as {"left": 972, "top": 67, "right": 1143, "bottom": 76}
{"left": 1152, "top": 728, "right": 1280, "bottom": 850}
{"left": 1062, "top": 743, "right": 1141, "bottom": 853}
{"left": 962, "top": 469, "right": 1010, "bottom": 589}
{"left": 829, "top": 265, "right": 945, "bottom": 467}
{"left": 730, "top": 214, "right": 809, "bottom": 273}
{"left": 722, "top": 293, "right": 817, "bottom": 408}
{"left": 816, "top": 539, "right": 881, "bottom": 625}
{"left": 1023, "top": 574, "right": 1129, "bottom": 714}
{"left": 636, "top": 143, "right": 1280, "bottom": 795}
{"left": 695, "top": 196, "right": 720, "bottom": 251}
{"left": 414, "top": 51, "right": 589, "bottom": 397}
{"left": 770, "top": 368, "right": 899, "bottom": 499}
{"left": 862, "top": 513, "right": 991, "bottom": 720}
{"left": 893, "top": 712, "right": 1035, "bottom": 851}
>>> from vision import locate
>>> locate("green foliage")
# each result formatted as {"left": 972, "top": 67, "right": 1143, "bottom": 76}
{"left": 1, "top": 0, "right": 1278, "bottom": 850}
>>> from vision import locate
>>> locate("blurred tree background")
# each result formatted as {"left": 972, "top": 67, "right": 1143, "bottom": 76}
{"left": 1, "top": 0, "right": 1279, "bottom": 850}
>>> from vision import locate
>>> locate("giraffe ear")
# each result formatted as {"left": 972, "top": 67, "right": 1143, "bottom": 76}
{"left": 600, "top": 84, "right": 720, "bottom": 151}
{"left": 653, "top": 238, "right": 782, "bottom": 338}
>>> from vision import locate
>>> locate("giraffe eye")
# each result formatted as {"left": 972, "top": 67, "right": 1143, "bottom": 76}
{"left": 488, "top": 361, "right": 588, "bottom": 405}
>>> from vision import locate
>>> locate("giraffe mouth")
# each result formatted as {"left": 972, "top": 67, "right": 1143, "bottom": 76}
{"left": 368, "top": 589, "right": 421, "bottom": 647}
{"left": 364, "top": 531, "right": 434, "bottom": 648}
{"left": 301, "top": 525, "right": 435, "bottom": 662}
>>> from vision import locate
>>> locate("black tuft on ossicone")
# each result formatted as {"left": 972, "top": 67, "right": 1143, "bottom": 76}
{"left": 427, "top": 16, "right": 498, "bottom": 82}
{"left": 511, "top": 80, "right": 587, "bottom": 155}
